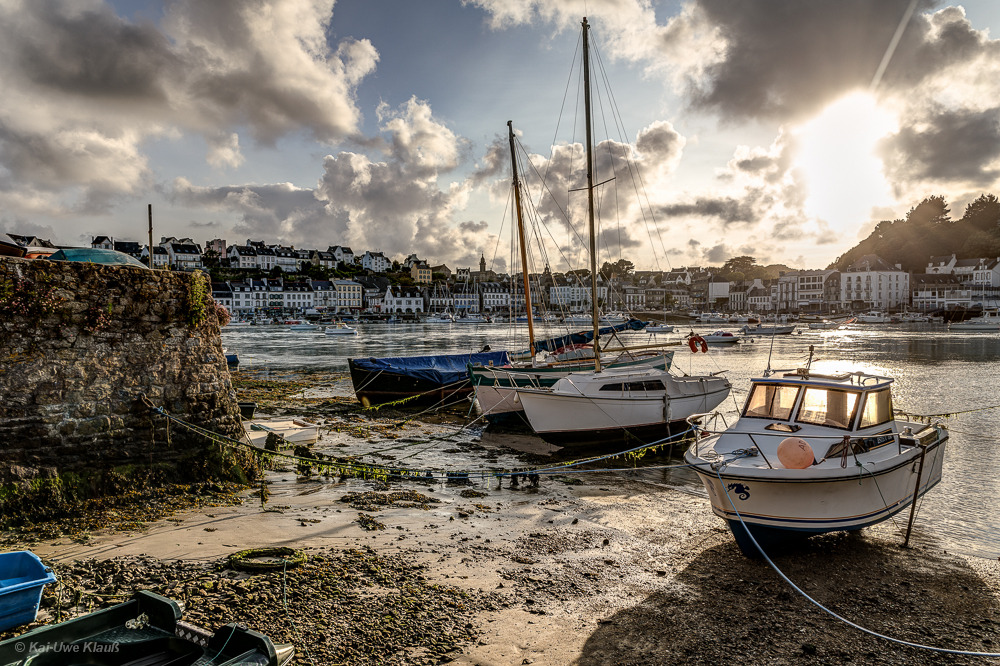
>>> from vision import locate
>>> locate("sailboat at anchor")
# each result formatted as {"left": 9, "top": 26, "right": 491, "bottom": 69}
{"left": 512, "top": 17, "right": 731, "bottom": 448}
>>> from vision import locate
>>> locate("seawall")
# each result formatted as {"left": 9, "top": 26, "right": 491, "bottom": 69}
{"left": 0, "top": 257, "right": 244, "bottom": 501}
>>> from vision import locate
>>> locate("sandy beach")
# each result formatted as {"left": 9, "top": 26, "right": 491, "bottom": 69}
{"left": 5, "top": 375, "right": 1000, "bottom": 665}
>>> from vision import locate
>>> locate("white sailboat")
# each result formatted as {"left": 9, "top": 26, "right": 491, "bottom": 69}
{"left": 513, "top": 18, "right": 730, "bottom": 448}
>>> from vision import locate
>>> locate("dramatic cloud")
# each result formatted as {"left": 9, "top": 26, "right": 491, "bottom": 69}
{"left": 0, "top": 0, "right": 376, "bottom": 214}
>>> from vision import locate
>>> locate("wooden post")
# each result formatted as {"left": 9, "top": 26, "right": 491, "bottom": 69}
{"left": 903, "top": 441, "right": 928, "bottom": 547}
{"left": 147, "top": 204, "right": 154, "bottom": 269}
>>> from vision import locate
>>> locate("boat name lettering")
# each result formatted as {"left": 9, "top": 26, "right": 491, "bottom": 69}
{"left": 727, "top": 483, "right": 751, "bottom": 500}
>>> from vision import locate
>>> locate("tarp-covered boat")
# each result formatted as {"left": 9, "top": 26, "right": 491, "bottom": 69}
{"left": 349, "top": 350, "right": 510, "bottom": 408}
{"left": 0, "top": 590, "right": 293, "bottom": 665}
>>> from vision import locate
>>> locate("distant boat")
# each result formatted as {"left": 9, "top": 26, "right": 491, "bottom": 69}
{"left": 324, "top": 322, "right": 358, "bottom": 336}
{"left": 646, "top": 323, "right": 675, "bottom": 333}
{"left": 426, "top": 312, "right": 454, "bottom": 323}
{"left": 807, "top": 316, "right": 856, "bottom": 330}
{"left": 856, "top": 311, "right": 891, "bottom": 323}
{"left": 288, "top": 322, "right": 321, "bottom": 331}
{"left": 740, "top": 323, "right": 795, "bottom": 335}
{"left": 949, "top": 310, "right": 1000, "bottom": 331}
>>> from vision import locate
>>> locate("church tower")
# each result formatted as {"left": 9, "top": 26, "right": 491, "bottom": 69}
{"left": 480, "top": 254, "right": 486, "bottom": 273}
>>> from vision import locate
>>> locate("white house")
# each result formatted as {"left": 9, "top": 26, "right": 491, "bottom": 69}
{"left": 361, "top": 250, "right": 391, "bottom": 273}
{"left": 840, "top": 255, "right": 910, "bottom": 310}
{"left": 227, "top": 245, "right": 258, "bottom": 269}
{"left": 383, "top": 286, "right": 424, "bottom": 313}
{"left": 329, "top": 245, "right": 354, "bottom": 265}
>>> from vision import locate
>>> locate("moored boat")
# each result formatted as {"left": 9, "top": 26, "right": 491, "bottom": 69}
{"left": 324, "top": 322, "right": 358, "bottom": 336}
{"left": 740, "top": 323, "right": 795, "bottom": 335}
{"left": 701, "top": 330, "right": 740, "bottom": 344}
{"left": 349, "top": 350, "right": 510, "bottom": 408}
{"left": 949, "top": 309, "right": 1000, "bottom": 331}
{"left": 244, "top": 418, "right": 320, "bottom": 446}
{"left": 684, "top": 367, "right": 948, "bottom": 556}
{"left": 288, "top": 322, "right": 321, "bottom": 331}
{"left": 0, "top": 590, "right": 293, "bottom": 665}
{"left": 856, "top": 310, "right": 891, "bottom": 323}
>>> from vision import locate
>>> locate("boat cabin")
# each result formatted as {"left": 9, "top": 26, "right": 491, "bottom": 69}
{"left": 742, "top": 370, "right": 894, "bottom": 433}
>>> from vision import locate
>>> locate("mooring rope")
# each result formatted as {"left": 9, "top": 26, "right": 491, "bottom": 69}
{"left": 715, "top": 469, "right": 1000, "bottom": 657}
{"left": 142, "top": 397, "right": 699, "bottom": 481}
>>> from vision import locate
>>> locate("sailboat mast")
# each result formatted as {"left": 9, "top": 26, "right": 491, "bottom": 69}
{"left": 508, "top": 121, "right": 536, "bottom": 357}
{"left": 582, "top": 17, "right": 602, "bottom": 372}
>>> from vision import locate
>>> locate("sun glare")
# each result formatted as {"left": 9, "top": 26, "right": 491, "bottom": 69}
{"left": 794, "top": 92, "right": 896, "bottom": 232}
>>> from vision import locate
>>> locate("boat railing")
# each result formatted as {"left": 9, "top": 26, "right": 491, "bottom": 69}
{"left": 685, "top": 417, "right": 931, "bottom": 466}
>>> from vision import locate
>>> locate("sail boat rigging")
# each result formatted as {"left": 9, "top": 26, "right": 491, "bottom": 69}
{"left": 511, "top": 17, "right": 731, "bottom": 448}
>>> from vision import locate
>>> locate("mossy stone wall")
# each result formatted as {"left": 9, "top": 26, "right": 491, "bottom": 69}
{"left": 0, "top": 257, "right": 242, "bottom": 488}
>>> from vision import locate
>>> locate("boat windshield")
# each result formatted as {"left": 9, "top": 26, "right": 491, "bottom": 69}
{"left": 744, "top": 384, "right": 799, "bottom": 420}
{"left": 858, "top": 389, "right": 893, "bottom": 428}
{"left": 796, "top": 388, "right": 859, "bottom": 429}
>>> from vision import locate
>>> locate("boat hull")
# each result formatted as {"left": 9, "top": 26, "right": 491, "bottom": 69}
{"left": 517, "top": 375, "right": 730, "bottom": 447}
{"left": 471, "top": 353, "right": 673, "bottom": 418}
{"left": 349, "top": 351, "right": 510, "bottom": 408}
{"left": 686, "top": 435, "right": 947, "bottom": 555}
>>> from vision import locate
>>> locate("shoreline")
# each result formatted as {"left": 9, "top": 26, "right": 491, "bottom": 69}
{"left": 4, "top": 379, "right": 1000, "bottom": 664}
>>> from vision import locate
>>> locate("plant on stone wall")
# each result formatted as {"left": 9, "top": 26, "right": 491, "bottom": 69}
{"left": 84, "top": 299, "right": 114, "bottom": 333}
{"left": 0, "top": 272, "right": 64, "bottom": 322}
{"left": 185, "top": 272, "right": 211, "bottom": 326}
{"left": 213, "top": 298, "right": 231, "bottom": 326}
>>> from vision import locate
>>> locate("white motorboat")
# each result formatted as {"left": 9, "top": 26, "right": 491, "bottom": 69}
{"left": 324, "top": 322, "right": 358, "bottom": 336}
{"left": 807, "top": 316, "right": 856, "bottom": 330}
{"left": 455, "top": 314, "right": 490, "bottom": 324}
{"left": 244, "top": 418, "right": 320, "bottom": 446}
{"left": 856, "top": 311, "right": 891, "bottom": 323}
{"left": 516, "top": 365, "right": 731, "bottom": 447}
{"left": 700, "top": 330, "right": 740, "bottom": 345}
{"left": 426, "top": 313, "right": 454, "bottom": 323}
{"left": 684, "top": 368, "right": 948, "bottom": 556}
{"left": 949, "top": 310, "right": 1000, "bottom": 331}
{"left": 646, "top": 324, "right": 675, "bottom": 333}
{"left": 225, "top": 320, "right": 252, "bottom": 327}
{"left": 740, "top": 323, "right": 795, "bottom": 335}
{"left": 288, "top": 322, "right": 321, "bottom": 331}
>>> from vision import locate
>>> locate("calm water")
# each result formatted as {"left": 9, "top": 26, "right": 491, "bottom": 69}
{"left": 223, "top": 321, "right": 1000, "bottom": 559}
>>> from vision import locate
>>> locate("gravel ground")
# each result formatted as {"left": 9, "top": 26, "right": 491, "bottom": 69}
{"left": 3, "top": 374, "right": 1000, "bottom": 665}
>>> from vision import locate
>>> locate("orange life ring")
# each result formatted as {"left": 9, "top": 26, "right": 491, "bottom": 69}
{"left": 688, "top": 335, "right": 707, "bottom": 353}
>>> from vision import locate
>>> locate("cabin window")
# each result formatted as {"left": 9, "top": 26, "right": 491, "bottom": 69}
{"left": 859, "top": 389, "right": 893, "bottom": 428}
{"left": 796, "top": 389, "right": 858, "bottom": 429}
{"left": 743, "top": 384, "right": 799, "bottom": 420}
{"left": 599, "top": 380, "right": 666, "bottom": 392}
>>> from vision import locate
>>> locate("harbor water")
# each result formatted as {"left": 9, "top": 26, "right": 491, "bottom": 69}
{"left": 223, "top": 321, "right": 1000, "bottom": 560}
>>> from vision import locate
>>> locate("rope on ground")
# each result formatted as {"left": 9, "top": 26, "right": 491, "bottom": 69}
{"left": 715, "top": 468, "right": 1000, "bottom": 657}
{"left": 141, "top": 395, "right": 700, "bottom": 481}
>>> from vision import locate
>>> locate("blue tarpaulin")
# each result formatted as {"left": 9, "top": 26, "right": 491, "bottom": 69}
{"left": 351, "top": 350, "right": 510, "bottom": 385}
{"left": 530, "top": 319, "right": 648, "bottom": 353}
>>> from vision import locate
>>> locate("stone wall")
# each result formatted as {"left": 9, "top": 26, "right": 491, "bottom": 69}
{"left": 0, "top": 257, "right": 243, "bottom": 488}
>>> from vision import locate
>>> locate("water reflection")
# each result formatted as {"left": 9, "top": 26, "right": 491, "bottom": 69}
{"left": 224, "top": 322, "right": 1000, "bottom": 559}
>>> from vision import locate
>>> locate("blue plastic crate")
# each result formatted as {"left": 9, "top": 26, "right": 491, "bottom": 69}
{"left": 0, "top": 551, "right": 57, "bottom": 632}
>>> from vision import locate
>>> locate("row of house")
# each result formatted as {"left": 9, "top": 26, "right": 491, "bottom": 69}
{"left": 11, "top": 231, "right": 1000, "bottom": 313}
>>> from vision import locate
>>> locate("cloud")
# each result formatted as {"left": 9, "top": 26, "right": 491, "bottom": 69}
{"left": 0, "top": 0, "right": 377, "bottom": 215}
{"left": 881, "top": 106, "right": 1000, "bottom": 186}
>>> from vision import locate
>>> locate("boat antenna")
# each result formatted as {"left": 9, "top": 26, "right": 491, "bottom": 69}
{"left": 508, "top": 120, "right": 536, "bottom": 358}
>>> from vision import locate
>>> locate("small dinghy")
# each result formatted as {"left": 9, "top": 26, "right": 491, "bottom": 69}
{"left": 0, "top": 590, "right": 294, "bottom": 665}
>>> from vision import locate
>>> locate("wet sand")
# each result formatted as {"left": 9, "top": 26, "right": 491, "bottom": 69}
{"left": 9, "top": 376, "right": 1000, "bottom": 665}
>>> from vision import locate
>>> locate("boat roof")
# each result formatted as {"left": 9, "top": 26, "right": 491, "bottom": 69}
{"left": 752, "top": 368, "right": 893, "bottom": 391}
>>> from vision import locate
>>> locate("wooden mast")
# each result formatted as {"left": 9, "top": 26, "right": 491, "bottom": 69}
{"left": 582, "top": 17, "right": 601, "bottom": 372}
{"left": 508, "top": 121, "right": 536, "bottom": 358}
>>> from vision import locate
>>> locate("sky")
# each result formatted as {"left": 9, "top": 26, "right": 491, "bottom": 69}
{"left": 4, "top": 0, "right": 1000, "bottom": 274}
